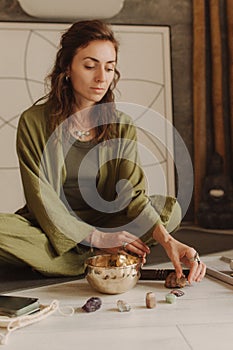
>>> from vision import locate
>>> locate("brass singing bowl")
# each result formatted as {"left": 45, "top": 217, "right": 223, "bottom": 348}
{"left": 85, "top": 253, "right": 142, "bottom": 294}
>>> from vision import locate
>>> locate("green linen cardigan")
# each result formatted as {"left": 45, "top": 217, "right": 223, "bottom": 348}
{"left": 0, "top": 102, "right": 176, "bottom": 276}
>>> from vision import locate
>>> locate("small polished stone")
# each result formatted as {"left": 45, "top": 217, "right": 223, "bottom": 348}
{"left": 82, "top": 297, "right": 102, "bottom": 312}
{"left": 165, "top": 293, "right": 176, "bottom": 304}
{"left": 165, "top": 272, "right": 187, "bottom": 288}
{"left": 117, "top": 300, "right": 131, "bottom": 312}
{"left": 170, "top": 289, "right": 185, "bottom": 297}
{"left": 145, "top": 292, "right": 156, "bottom": 308}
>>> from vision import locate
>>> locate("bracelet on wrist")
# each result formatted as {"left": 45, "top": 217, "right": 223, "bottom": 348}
{"left": 90, "top": 229, "right": 97, "bottom": 253}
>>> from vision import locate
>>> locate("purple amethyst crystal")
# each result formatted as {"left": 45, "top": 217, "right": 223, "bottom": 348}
{"left": 82, "top": 297, "right": 102, "bottom": 313}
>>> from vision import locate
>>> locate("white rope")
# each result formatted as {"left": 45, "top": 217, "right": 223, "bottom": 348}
{"left": 0, "top": 299, "right": 67, "bottom": 345}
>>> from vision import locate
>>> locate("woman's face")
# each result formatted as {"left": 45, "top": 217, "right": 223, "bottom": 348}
{"left": 68, "top": 40, "right": 116, "bottom": 110}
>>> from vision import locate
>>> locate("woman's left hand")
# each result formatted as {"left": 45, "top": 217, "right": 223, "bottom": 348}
{"left": 153, "top": 224, "right": 206, "bottom": 284}
{"left": 163, "top": 237, "right": 206, "bottom": 283}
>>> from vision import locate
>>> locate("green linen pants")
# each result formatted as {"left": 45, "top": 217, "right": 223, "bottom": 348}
{"left": 0, "top": 200, "right": 181, "bottom": 277}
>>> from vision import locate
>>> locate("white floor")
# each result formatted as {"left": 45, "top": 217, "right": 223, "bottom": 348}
{"left": 1, "top": 251, "right": 233, "bottom": 350}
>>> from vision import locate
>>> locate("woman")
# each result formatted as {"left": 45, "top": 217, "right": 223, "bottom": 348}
{"left": 0, "top": 20, "right": 206, "bottom": 282}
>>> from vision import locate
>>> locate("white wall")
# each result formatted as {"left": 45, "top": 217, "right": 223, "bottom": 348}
{"left": 0, "top": 23, "right": 174, "bottom": 212}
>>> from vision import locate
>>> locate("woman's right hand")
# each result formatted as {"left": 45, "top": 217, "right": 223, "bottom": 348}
{"left": 90, "top": 229, "right": 150, "bottom": 262}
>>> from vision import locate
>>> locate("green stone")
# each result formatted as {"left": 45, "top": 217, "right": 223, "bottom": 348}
{"left": 165, "top": 293, "right": 176, "bottom": 304}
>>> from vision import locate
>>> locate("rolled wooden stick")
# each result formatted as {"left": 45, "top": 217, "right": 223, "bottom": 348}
{"left": 193, "top": 0, "right": 207, "bottom": 220}
{"left": 226, "top": 0, "right": 233, "bottom": 171}
{"left": 209, "top": 0, "right": 226, "bottom": 168}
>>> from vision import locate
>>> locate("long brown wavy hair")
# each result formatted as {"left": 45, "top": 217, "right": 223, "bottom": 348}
{"left": 40, "top": 20, "right": 121, "bottom": 141}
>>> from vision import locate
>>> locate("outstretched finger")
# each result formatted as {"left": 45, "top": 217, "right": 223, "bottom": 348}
{"left": 172, "top": 258, "right": 183, "bottom": 279}
{"left": 186, "top": 253, "right": 206, "bottom": 283}
{"left": 193, "top": 261, "right": 206, "bottom": 282}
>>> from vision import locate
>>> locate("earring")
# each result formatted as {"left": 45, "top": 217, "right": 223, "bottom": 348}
{"left": 65, "top": 76, "right": 69, "bottom": 82}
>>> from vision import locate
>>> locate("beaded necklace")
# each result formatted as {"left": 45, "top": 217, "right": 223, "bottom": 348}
{"left": 73, "top": 130, "right": 90, "bottom": 139}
